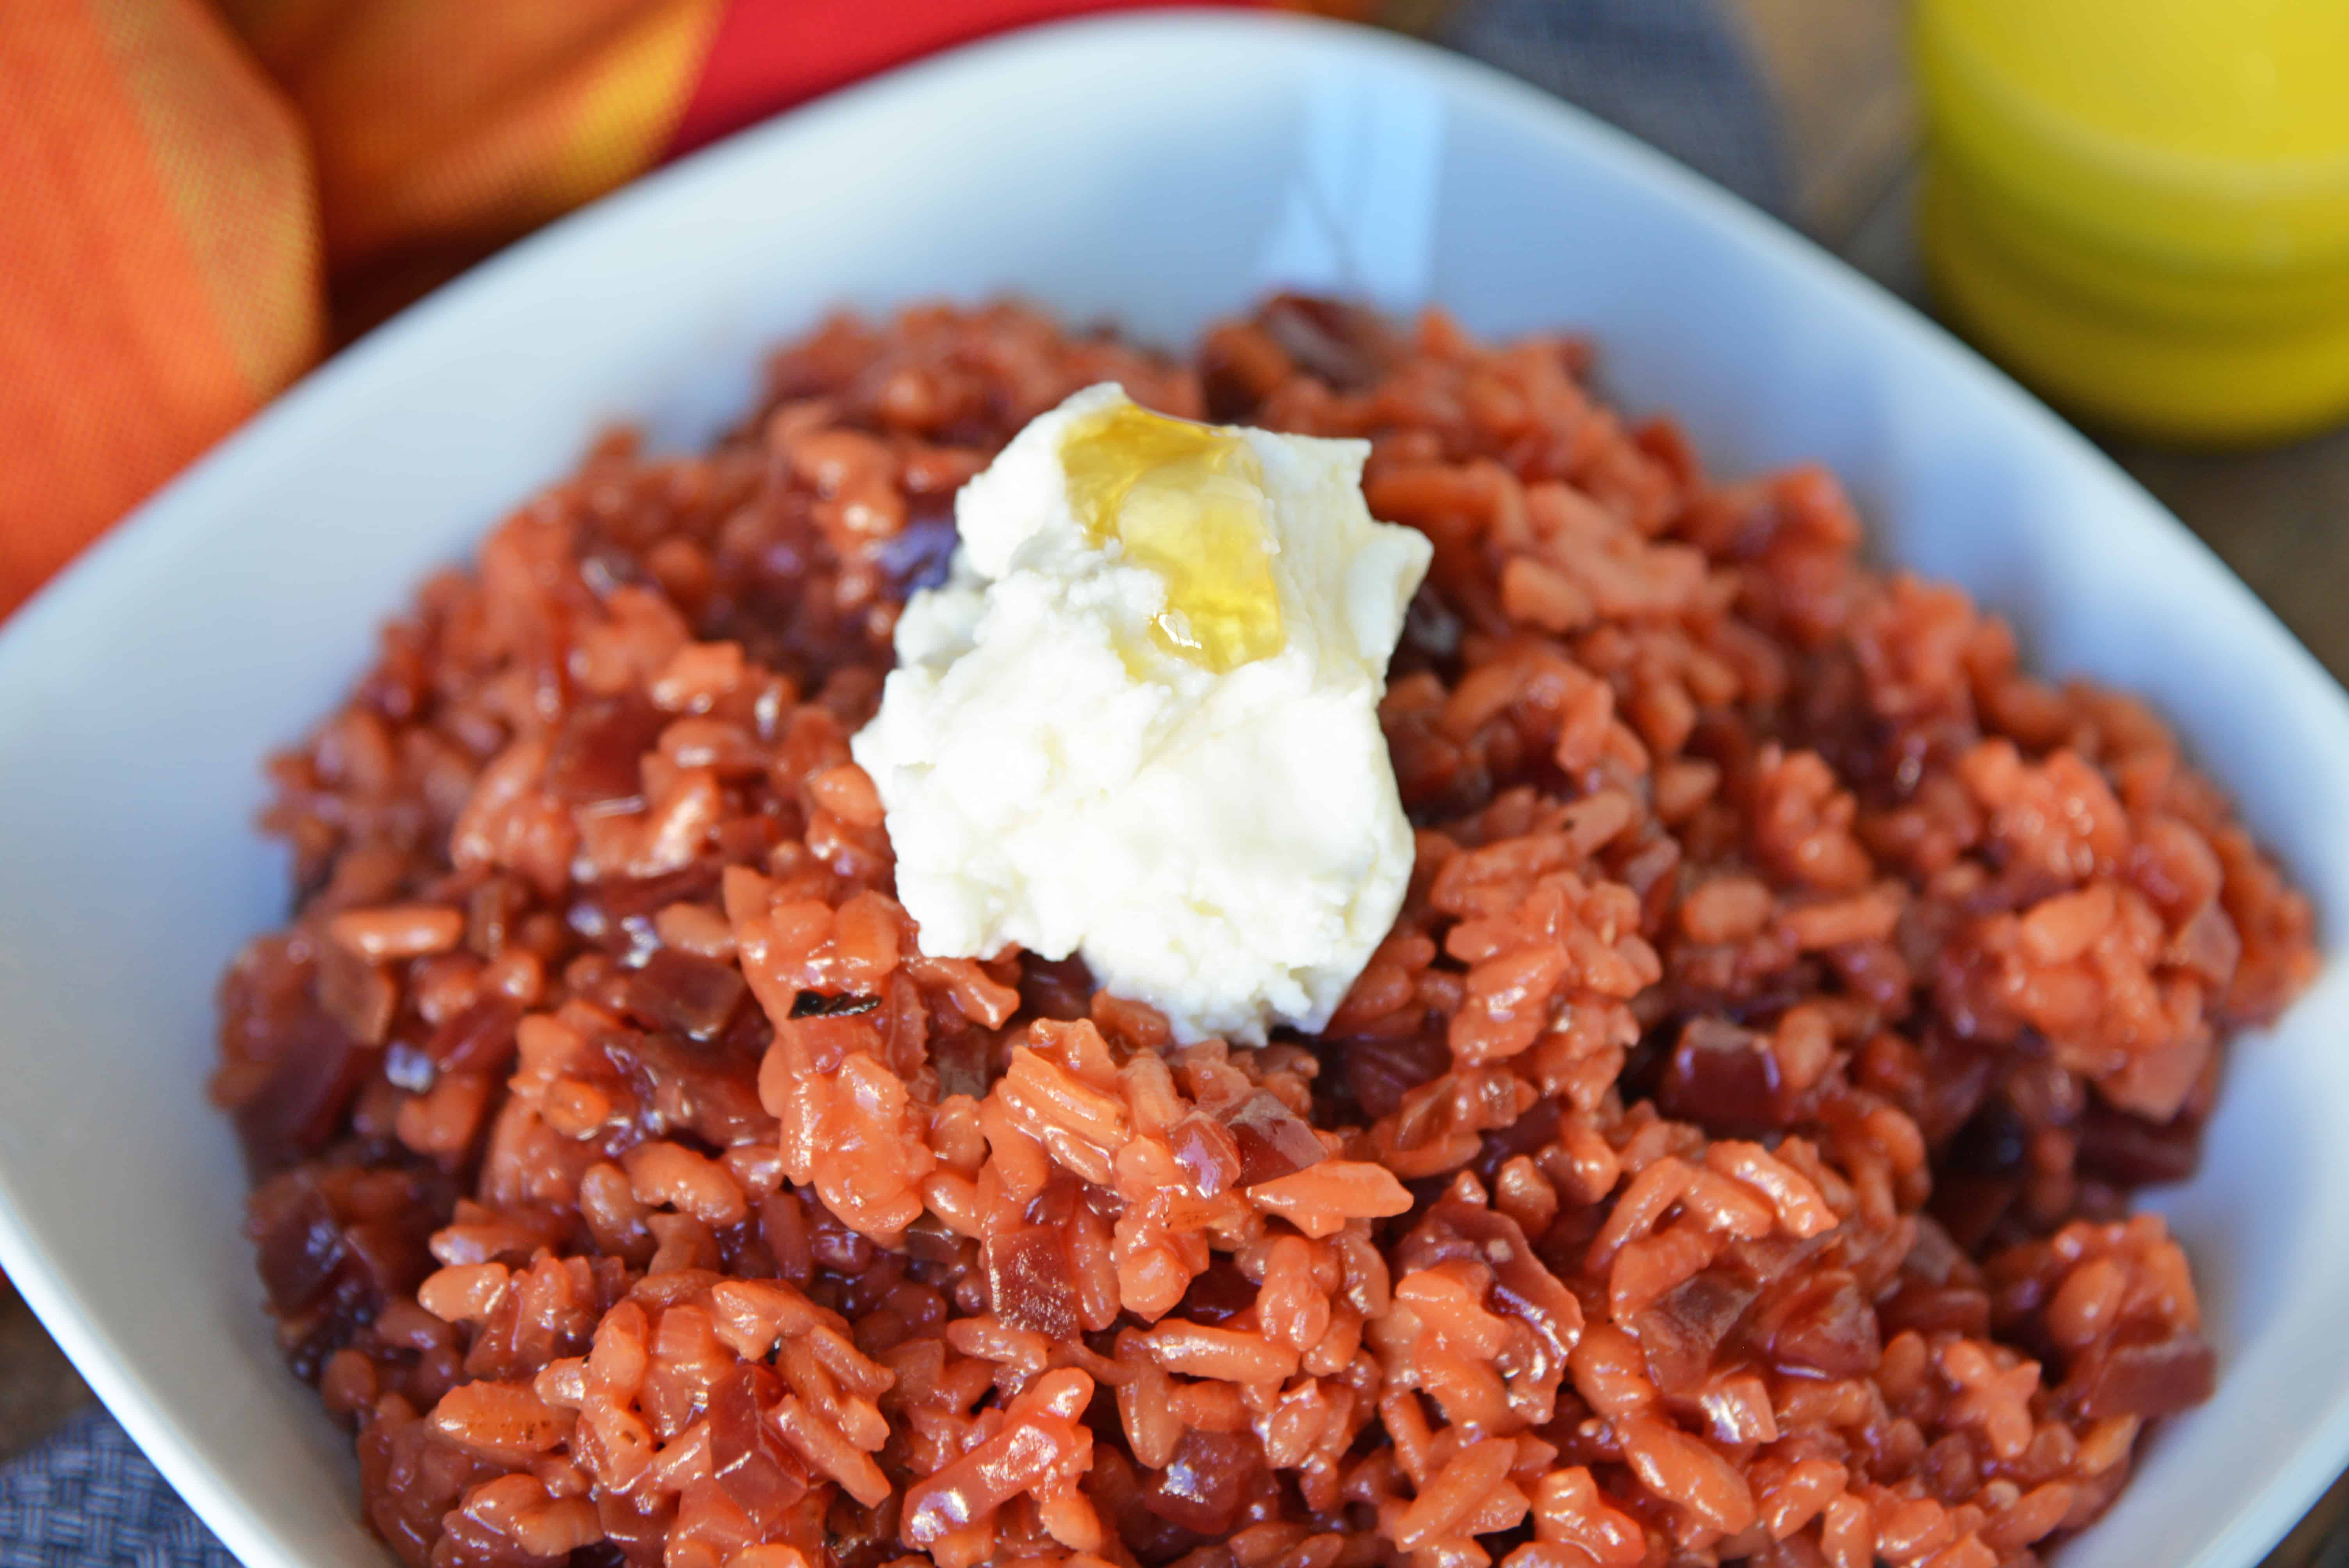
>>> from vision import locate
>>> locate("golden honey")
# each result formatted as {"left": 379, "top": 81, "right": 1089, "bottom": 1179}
{"left": 1061, "top": 403, "right": 1285, "bottom": 672}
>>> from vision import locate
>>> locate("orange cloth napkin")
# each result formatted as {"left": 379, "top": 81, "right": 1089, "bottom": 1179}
{"left": 0, "top": 0, "right": 1322, "bottom": 618}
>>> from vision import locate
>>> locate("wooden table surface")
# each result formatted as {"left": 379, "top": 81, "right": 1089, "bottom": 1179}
{"left": 4, "top": 6, "right": 2345, "bottom": 1566}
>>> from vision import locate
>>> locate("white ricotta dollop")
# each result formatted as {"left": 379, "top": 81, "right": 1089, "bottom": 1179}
{"left": 850, "top": 383, "right": 1432, "bottom": 1043}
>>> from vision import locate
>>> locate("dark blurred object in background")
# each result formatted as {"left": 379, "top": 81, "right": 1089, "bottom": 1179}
{"left": 1437, "top": 0, "right": 1790, "bottom": 217}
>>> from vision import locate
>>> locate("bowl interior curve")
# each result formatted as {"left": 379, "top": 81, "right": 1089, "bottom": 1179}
{"left": 0, "top": 14, "right": 2345, "bottom": 1568}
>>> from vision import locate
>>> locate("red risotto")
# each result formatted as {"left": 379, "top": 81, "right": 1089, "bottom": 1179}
{"left": 215, "top": 298, "right": 2318, "bottom": 1568}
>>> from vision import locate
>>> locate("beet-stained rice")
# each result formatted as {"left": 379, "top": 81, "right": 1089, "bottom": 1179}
{"left": 214, "top": 298, "right": 2318, "bottom": 1568}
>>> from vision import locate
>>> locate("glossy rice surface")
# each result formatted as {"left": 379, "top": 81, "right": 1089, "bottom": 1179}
{"left": 214, "top": 298, "right": 2317, "bottom": 1568}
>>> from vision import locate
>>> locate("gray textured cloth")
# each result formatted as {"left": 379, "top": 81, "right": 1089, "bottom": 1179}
{"left": 0, "top": 1411, "right": 238, "bottom": 1568}
{"left": 0, "top": 3, "right": 1772, "bottom": 1561}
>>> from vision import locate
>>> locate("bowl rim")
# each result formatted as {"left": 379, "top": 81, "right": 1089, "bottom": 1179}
{"left": 3, "top": 9, "right": 2345, "bottom": 1568}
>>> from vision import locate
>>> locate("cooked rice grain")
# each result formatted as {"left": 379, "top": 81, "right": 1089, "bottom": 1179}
{"left": 214, "top": 297, "right": 2316, "bottom": 1568}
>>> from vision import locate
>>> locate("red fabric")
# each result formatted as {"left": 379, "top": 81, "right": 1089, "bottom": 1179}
{"left": 665, "top": 0, "right": 1249, "bottom": 159}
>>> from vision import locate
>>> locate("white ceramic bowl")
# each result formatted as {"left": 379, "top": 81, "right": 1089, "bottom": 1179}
{"left": 2, "top": 12, "right": 2345, "bottom": 1568}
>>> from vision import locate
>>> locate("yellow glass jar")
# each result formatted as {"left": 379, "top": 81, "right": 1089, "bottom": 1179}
{"left": 1914, "top": 0, "right": 2349, "bottom": 445}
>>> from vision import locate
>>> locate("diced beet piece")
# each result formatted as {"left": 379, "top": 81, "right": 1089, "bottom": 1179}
{"left": 1396, "top": 1201, "right": 1583, "bottom": 1377}
{"left": 712, "top": 1363, "right": 806, "bottom": 1520}
{"left": 569, "top": 865, "right": 724, "bottom": 952}
{"left": 900, "top": 1215, "right": 965, "bottom": 1267}
{"left": 829, "top": 1492, "right": 908, "bottom": 1568}
{"left": 2076, "top": 1328, "right": 2216, "bottom": 1419}
{"left": 281, "top": 1271, "right": 380, "bottom": 1383}
{"left": 807, "top": 1213, "right": 876, "bottom": 1277}
{"left": 253, "top": 1166, "right": 441, "bottom": 1381}
{"left": 1906, "top": 1030, "right": 2001, "bottom": 1149}
{"left": 604, "top": 866, "right": 724, "bottom": 923}
{"left": 1658, "top": 1016, "right": 1790, "bottom": 1132}
{"left": 1881, "top": 1217, "right": 1989, "bottom": 1336}
{"left": 217, "top": 933, "right": 315, "bottom": 1066}
{"left": 233, "top": 1003, "right": 367, "bottom": 1171}
{"left": 619, "top": 948, "right": 747, "bottom": 1040}
{"left": 1142, "top": 1430, "right": 1262, "bottom": 1535}
{"left": 1878, "top": 1282, "right": 1992, "bottom": 1339}
{"left": 596, "top": 1488, "right": 678, "bottom": 1568}
{"left": 253, "top": 1178, "right": 347, "bottom": 1315}
{"left": 1718, "top": 1231, "right": 1833, "bottom": 1291}
{"left": 340, "top": 1218, "right": 433, "bottom": 1304}
{"left": 1017, "top": 954, "right": 1094, "bottom": 1023}
{"left": 1901, "top": 1214, "right": 1975, "bottom": 1288}
{"left": 425, "top": 994, "right": 524, "bottom": 1074}
{"left": 1476, "top": 1095, "right": 1563, "bottom": 1183}
{"left": 602, "top": 1029, "right": 775, "bottom": 1149}
{"left": 1633, "top": 1269, "right": 1760, "bottom": 1393}
{"left": 2076, "top": 1102, "right": 2203, "bottom": 1188}
{"left": 929, "top": 1025, "right": 997, "bottom": 1102}
{"left": 1221, "top": 1091, "right": 1325, "bottom": 1187}
{"left": 1168, "top": 1114, "right": 1243, "bottom": 1197}
{"left": 1339, "top": 1030, "right": 1449, "bottom": 1121}
{"left": 1764, "top": 1270, "right": 1881, "bottom": 1379}
{"left": 1175, "top": 1260, "right": 1257, "bottom": 1326}
{"left": 984, "top": 1224, "right": 1080, "bottom": 1340}
{"left": 547, "top": 695, "right": 667, "bottom": 806}
{"left": 1929, "top": 1174, "right": 2024, "bottom": 1254}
